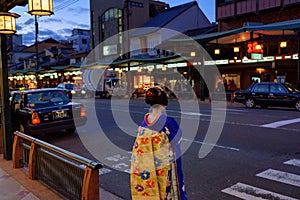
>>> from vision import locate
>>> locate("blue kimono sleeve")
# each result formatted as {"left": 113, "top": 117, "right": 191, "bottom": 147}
{"left": 165, "top": 117, "right": 182, "bottom": 144}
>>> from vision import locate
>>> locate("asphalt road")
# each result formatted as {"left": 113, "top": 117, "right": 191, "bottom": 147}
{"left": 42, "top": 98, "right": 300, "bottom": 200}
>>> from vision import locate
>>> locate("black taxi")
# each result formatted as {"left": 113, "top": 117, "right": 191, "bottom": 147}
{"left": 10, "top": 88, "right": 87, "bottom": 135}
{"left": 233, "top": 82, "right": 300, "bottom": 110}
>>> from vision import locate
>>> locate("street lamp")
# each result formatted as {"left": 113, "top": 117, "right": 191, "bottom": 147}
{"left": 0, "top": 11, "right": 20, "bottom": 160}
{"left": 0, "top": 12, "right": 20, "bottom": 34}
{"left": 28, "top": 0, "right": 54, "bottom": 16}
{"left": 27, "top": 0, "right": 54, "bottom": 70}
{"left": 0, "top": 0, "right": 54, "bottom": 160}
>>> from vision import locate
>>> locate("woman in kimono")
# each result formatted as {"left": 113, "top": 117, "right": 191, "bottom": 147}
{"left": 131, "top": 86, "right": 188, "bottom": 200}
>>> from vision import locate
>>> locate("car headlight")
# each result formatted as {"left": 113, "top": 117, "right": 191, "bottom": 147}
{"left": 71, "top": 90, "right": 76, "bottom": 94}
{"left": 81, "top": 90, "right": 86, "bottom": 94}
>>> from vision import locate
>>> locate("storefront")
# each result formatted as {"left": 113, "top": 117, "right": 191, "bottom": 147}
{"left": 205, "top": 53, "right": 299, "bottom": 90}
{"left": 171, "top": 19, "right": 300, "bottom": 91}
{"left": 117, "top": 62, "right": 196, "bottom": 98}
{"left": 8, "top": 70, "right": 38, "bottom": 90}
{"left": 8, "top": 65, "right": 82, "bottom": 90}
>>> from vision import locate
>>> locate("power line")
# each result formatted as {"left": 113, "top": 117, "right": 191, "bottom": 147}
{"left": 54, "top": 0, "right": 79, "bottom": 12}
{"left": 55, "top": 0, "right": 78, "bottom": 11}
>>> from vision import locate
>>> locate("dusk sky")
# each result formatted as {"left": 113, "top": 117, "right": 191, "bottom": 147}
{"left": 11, "top": 0, "right": 215, "bottom": 46}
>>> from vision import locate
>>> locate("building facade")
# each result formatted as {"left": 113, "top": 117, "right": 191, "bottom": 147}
{"left": 216, "top": 0, "right": 300, "bottom": 32}
{"left": 69, "top": 28, "right": 91, "bottom": 53}
{"left": 130, "top": 1, "right": 212, "bottom": 57}
{"left": 90, "top": 0, "right": 169, "bottom": 59}
{"left": 213, "top": 0, "right": 300, "bottom": 89}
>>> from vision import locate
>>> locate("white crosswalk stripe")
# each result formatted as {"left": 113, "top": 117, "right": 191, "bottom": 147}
{"left": 222, "top": 159, "right": 300, "bottom": 199}
{"left": 284, "top": 159, "right": 300, "bottom": 168}
{"left": 99, "top": 167, "right": 112, "bottom": 175}
{"left": 256, "top": 169, "right": 300, "bottom": 187}
{"left": 222, "top": 182, "right": 298, "bottom": 200}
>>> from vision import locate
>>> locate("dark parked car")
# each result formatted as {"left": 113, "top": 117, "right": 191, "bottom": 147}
{"left": 10, "top": 88, "right": 87, "bottom": 135}
{"left": 233, "top": 82, "right": 300, "bottom": 110}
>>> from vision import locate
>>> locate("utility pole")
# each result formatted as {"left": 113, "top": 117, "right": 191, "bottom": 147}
{"left": 0, "top": 34, "right": 13, "bottom": 160}
{"left": 124, "top": 0, "right": 131, "bottom": 59}
{"left": 35, "top": 15, "right": 39, "bottom": 70}
{"left": 0, "top": 4, "right": 13, "bottom": 160}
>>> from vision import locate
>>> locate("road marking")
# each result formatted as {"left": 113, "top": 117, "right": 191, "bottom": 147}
{"left": 99, "top": 168, "right": 112, "bottom": 175}
{"left": 284, "top": 159, "right": 300, "bottom": 168}
{"left": 180, "top": 111, "right": 205, "bottom": 116}
{"left": 112, "top": 163, "right": 129, "bottom": 170}
{"left": 256, "top": 169, "right": 300, "bottom": 187}
{"left": 260, "top": 118, "right": 300, "bottom": 128}
{"left": 213, "top": 108, "right": 247, "bottom": 112}
{"left": 115, "top": 125, "right": 240, "bottom": 152}
{"left": 222, "top": 182, "right": 298, "bottom": 200}
{"left": 182, "top": 138, "right": 240, "bottom": 151}
{"left": 105, "top": 154, "right": 128, "bottom": 162}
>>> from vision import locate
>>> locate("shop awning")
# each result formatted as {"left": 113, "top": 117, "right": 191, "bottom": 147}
{"left": 170, "top": 19, "right": 300, "bottom": 45}
{"left": 50, "top": 66, "right": 70, "bottom": 70}
{"left": 50, "top": 64, "right": 82, "bottom": 71}
{"left": 81, "top": 54, "right": 185, "bottom": 69}
{"left": 69, "top": 62, "right": 82, "bottom": 68}
{"left": 8, "top": 68, "right": 40, "bottom": 75}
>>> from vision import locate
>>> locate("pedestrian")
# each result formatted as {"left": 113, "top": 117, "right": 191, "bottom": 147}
{"left": 130, "top": 86, "right": 188, "bottom": 200}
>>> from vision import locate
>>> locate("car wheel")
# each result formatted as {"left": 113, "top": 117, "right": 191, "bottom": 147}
{"left": 295, "top": 100, "right": 300, "bottom": 111}
{"left": 66, "top": 128, "right": 76, "bottom": 133}
{"left": 245, "top": 98, "right": 256, "bottom": 108}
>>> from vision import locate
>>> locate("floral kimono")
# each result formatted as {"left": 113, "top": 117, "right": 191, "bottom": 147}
{"left": 131, "top": 114, "right": 188, "bottom": 200}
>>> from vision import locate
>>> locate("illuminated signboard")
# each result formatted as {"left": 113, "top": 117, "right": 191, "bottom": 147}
{"left": 293, "top": 53, "right": 298, "bottom": 59}
{"left": 251, "top": 53, "right": 263, "bottom": 60}
{"left": 204, "top": 61, "right": 216, "bottom": 65}
{"left": 103, "top": 45, "right": 118, "bottom": 56}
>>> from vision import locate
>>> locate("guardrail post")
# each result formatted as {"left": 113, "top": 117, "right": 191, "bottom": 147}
{"left": 82, "top": 167, "right": 99, "bottom": 200}
{"left": 28, "top": 143, "right": 37, "bottom": 180}
{"left": 12, "top": 134, "right": 24, "bottom": 168}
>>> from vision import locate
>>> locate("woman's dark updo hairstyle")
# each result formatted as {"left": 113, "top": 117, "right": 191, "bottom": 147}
{"left": 145, "top": 86, "right": 168, "bottom": 106}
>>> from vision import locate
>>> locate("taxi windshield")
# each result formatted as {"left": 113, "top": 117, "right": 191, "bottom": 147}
{"left": 283, "top": 83, "right": 299, "bottom": 94}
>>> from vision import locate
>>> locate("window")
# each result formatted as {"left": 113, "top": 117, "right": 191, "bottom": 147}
{"left": 100, "top": 8, "right": 123, "bottom": 49}
{"left": 270, "top": 84, "right": 286, "bottom": 93}
{"left": 82, "top": 39, "right": 87, "bottom": 44}
{"left": 12, "top": 94, "right": 23, "bottom": 111}
{"left": 283, "top": 83, "right": 299, "bottom": 94}
{"left": 27, "top": 91, "right": 70, "bottom": 108}
{"left": 253, "top": 84, "right": 269, "bottom": 93}
{"left": 130, "top": 1, "right": 143, "bottom": 8}
{"left": 73, "top": 39, "right": 78, "bottom": 45}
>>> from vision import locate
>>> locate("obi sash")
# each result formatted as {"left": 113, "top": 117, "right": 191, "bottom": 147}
{"left": 131, "top": 126, "right": 180, "bottom": 200}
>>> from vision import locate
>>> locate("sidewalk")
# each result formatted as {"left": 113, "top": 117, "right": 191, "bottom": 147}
{"left": 0, "top": 154, "right": 124, "bottom": 200}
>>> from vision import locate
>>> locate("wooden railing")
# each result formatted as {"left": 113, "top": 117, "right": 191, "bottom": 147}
{"left": 12, "top": 131, "right": 103, "bottom": 200}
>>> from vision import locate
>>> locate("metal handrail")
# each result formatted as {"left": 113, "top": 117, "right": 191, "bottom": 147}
{"left": 13, "top": 131, "right": 103, "bottom": 200}
{"left": 14, "top": 131, "right": 103, "bottom": 169}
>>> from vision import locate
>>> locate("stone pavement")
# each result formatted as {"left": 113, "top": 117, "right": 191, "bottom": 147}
{"left": 0, "top": 154, "right": 124, "bottom": 200}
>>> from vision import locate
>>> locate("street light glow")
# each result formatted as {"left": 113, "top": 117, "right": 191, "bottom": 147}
{"left": 28, "top": 0, "right": 54, "bottom": 16}
{"left": 0, "top": 12, "right": 20, "bottom": 34}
